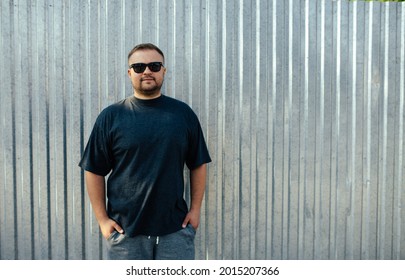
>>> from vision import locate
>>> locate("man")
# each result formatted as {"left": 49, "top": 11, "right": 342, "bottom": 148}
{"left": 79, "top": 43, "right": 211, "bottom": 260}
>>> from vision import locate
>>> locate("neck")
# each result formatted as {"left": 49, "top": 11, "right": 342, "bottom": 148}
{"left": 133, "top": 90, "right": 161, "bottom": 100}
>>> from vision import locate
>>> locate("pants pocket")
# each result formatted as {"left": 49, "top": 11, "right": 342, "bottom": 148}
{"left": 186, "top": 224, "right": 196, "bottom": 235}
{"left": 183, "top": 224, "right": 196, "bottom": 242}
{"left": 106, "top": 230, "right": 126, "bottom": 246}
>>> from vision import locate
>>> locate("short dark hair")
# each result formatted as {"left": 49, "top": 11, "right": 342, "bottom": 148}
{"left": 127, "top": 43, "right": 165, "bottom": 64}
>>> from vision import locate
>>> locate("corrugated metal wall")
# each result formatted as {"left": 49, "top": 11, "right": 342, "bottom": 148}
{"left": 0, "top": 0, "right": 404, "bottom": 260}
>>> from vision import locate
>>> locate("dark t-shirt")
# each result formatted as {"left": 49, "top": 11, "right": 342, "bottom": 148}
{"left": 79, "top": 95, "right": 211, "bottom": 237}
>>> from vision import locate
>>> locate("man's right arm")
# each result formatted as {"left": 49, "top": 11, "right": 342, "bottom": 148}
{"left": 85, "top": 171, "right": 124, "bottom": 238}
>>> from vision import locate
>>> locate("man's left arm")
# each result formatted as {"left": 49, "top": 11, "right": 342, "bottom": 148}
{"left": 182, "top": 163, "right": 207, "bottom": 230}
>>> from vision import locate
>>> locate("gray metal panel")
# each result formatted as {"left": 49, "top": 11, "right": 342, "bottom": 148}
{"left": 0, "top": 0, "right": 404, "bottom": 260}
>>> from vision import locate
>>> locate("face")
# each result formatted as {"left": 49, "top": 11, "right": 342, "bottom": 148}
{"left": 128, "top": 49, "right": 166, "bottom": 99}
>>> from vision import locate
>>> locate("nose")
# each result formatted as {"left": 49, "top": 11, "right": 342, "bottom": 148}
{"left": 143, "top": 65, "right": 153, "bottom": 74}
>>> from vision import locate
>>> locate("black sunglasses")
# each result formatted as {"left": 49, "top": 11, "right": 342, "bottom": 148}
{"left": 130, "top": 62, "right": 164, "bottom": 73}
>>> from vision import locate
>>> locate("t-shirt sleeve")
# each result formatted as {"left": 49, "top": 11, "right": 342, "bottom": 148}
{"left": 185, "top": 113, "right": 212, "bottom": 170}
{"left": 79, "top": 119, "right": 113, "bottom": 176}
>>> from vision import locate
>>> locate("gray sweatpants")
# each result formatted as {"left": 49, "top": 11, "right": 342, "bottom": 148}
{"left": 106, "top": 224, "right": 196, "bottom": 260}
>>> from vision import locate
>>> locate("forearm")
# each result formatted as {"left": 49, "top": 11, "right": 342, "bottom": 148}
{"left": 189, "top": 164, "right": 207, "bottom": 212}
{"left": 85, "top": 171, "right": 123, "bottom": 237}
{"left": 85, "top": 171, "right": 109, "bottom": 223}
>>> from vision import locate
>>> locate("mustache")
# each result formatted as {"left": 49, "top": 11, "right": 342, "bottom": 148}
{"left": 141, "top": 76, "right": 155, "bottom": 81}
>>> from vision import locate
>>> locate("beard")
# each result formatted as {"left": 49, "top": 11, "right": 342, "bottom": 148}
{"left": 134, "top": 77, "right": 164, "bottom": 97}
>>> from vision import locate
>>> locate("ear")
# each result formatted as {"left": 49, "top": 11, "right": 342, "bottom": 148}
{"left": 128, "top": 68, "right": 132, "bottom": 78}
